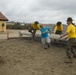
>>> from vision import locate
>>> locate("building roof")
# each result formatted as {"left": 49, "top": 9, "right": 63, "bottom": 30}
{"left": 0, "top": 12, "right": 8, "bottom": 21}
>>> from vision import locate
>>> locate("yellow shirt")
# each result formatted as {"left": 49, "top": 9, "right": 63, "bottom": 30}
{"left": 55, "top": 24, "right": 63, "bottom": 31}
{"left": 75, "top": 27, "right": 76, "bottom": 36}
{"left": 31, "top": 23, "right": 40, "bottom": 30}
{"left": 66, "top": 24, "right": 76, "bottom": 38}
{"left": 75, "top": 27, "right": 76, "bottom": 34}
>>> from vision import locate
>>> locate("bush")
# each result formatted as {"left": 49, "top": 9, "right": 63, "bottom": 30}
{"left": 6, "top": 23, "right": 30, "bottom": 30}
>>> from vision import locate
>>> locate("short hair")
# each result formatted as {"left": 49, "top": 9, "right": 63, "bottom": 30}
{"left": 67, "top": 17, "right": 73, "bottom": 22}
{"left": 57, "top": 21, "right": 62, "bottom": 26}
{"left": 34, "top": 21, "right": 39, "bottom": 24}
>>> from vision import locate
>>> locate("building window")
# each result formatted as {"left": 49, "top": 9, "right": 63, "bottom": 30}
{"left": 2, "top": 23, "right": 5, "bottom": 27}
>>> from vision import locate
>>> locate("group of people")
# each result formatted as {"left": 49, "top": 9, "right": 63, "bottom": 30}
{"left": 28, "top": 21, "right": 51, "bottom": 49}
{"left": 28, "top": 17, "right": 76, "bottom": 63}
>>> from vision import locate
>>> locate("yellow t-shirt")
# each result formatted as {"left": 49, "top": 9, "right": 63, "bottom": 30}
{"left": 55, "top": 24, "right": 63, "bottom": 31}
{"left": 75, "top": 27, "right": 76, "bottom": 34}
{"left": 66, "top": 24, "right": 76, "bottom": 38}
{"left": 31, "top": 23, "right": 40, "bottom": 30}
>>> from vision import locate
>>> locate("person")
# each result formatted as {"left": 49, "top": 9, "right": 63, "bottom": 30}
{"left": 28, "top": 21, "right": 40, "bottom": 42}
{"left": 60, "top": 17, "right": 76, "bottom": 63}
{"left": 53, "top": 21, "right": 63, "bottom": 44}
{"left": 40, "top": 25, "right": 51, "bottom": 49}
{"left": 53, "top": 21, "right": 63, "bottom": 34}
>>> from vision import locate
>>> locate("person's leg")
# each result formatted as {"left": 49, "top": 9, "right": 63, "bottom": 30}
{"left": 32, "top": 29, "right": 36, "bottom": 41}
{"left": 54, "top": 30, "right": 58, "bottom": 43}
{"left": 60, "top": 31, "right": 62, "bottom": 34}
{"left": 41, "top": 38, "right": 47, "bottom": 49}
{"left": 28, "top": 26, "right": 36, "bottom": 42}
{"left": 71, "top": 47, "right": 76, "bottom": 58}
{"left": 46, "top": 37, "right": 51, "bottom": 47}
{"left": 64, "top": 39, "right": 74, "bottom": 63}
{"left": 55, "top": 30, "right": 58, "bottom": 34}
{"left": 28, "top": 25, "right": 33, "bottom": 34}
{"left": 66, "top": 39, "right": 74, "bottom": 58}
{"left": 71, "top": 39, "right": 76, "bottom": 58}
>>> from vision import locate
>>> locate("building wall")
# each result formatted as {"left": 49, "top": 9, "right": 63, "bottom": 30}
{"left": 0, "top": 21, "right": 6, "bottom": 32}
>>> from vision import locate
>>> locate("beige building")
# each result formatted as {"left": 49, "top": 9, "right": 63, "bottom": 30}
{"left": 0, "top": 12, "right": 8, "bottom": 32}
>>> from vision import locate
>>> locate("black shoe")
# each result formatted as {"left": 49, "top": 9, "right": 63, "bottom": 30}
{"left": 73, "top": 55, "right": 76, "bottom": 58}
{"left": 44, "top": 48, "right": 47, "bottom": 49}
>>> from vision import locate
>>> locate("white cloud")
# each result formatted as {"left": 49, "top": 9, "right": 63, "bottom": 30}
{"left": 0, "top": 0, "right": 76, "bottom": 24}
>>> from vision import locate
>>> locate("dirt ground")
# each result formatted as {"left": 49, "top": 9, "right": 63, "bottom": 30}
{"left": 0, "top": 30, "right": 76, "bottom": 75}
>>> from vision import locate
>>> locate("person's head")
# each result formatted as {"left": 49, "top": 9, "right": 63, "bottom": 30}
{"left": 34, "top": 21, "right": 39, "bottom": 25}
{"left": 57, "top": 21, "right": 62, "bottom": 26}
{"left": 66, "top": 17, "right": 73, "bottom": 25}
{"left": 40, "top": 25, "right": 44, "bottom": 28}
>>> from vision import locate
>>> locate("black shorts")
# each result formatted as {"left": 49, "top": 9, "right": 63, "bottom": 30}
{"left": 55, "top": 30, "right": 62, "bottom": 34}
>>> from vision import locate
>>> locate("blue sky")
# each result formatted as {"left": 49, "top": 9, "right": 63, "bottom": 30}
{"left": 0, "top": 0, "right": 76, "bottom": 24}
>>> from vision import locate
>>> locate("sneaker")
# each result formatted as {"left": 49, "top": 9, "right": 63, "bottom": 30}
{"left": 64, "top": 58, "right": 73, "bottom": 63}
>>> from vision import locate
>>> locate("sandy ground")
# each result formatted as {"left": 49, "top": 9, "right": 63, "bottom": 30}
{"left": 0, "top": 29, "right": 76, "bottom": 75}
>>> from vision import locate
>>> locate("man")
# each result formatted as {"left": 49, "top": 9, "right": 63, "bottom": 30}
{"left": 40, "top": 25, "right": 51, "bottom": 49}
{"left": 53, "top": 21, "right": 63, "bottom": 34}
{"left": 28, "top": 21, "right": 40, "bottom": 42}
{"left": 53, "top": 21, "right": 63, "bottom": 43}
{"left": 60, "top": 17, "right": 76, "bottom": 63}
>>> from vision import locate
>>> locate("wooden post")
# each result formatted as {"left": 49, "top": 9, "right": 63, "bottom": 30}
{"left": 7, "top": 31, "right": 9, "bottom": 40}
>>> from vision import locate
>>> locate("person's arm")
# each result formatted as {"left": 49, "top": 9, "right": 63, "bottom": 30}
{"left": 53, "top": 25, "right": 56, "bottom": 30}
{"left": 60, "top": 32, "right": 68, "bottom": 38}
{"left": 37, "top": 25, "right": 41, "bottom": 30}
{"left": 42, "top": 30, "right": 49, "bottom": 34}
{"left": 42, "top": 27, "right": 51, "bottom": 34}
{"left": 49, "top": 30, "right": 51, "bottom": 34}
{"left": 64, "top": 36, "right": 68, "bottom": 39}
{"left": 48, "top": 28, "right": 51, "bottom": 34}
{"left": 40, "top": 28, "right": 46, "bottom": 34}
{"left": 60, "top": 25, "right": 70, "bottom": 38}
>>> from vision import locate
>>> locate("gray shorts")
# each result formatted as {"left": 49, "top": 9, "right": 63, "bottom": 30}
{"left": 41, "top": 37, "right": 51, "bottom": 45}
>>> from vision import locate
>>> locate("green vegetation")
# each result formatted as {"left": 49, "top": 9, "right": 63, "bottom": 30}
{"left": 6, "top": 22, "right": 31, "bottom": 30}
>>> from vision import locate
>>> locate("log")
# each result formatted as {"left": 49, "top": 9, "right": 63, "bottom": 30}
{"left": 19, "top": 31, "right": 68, "bottom": 41}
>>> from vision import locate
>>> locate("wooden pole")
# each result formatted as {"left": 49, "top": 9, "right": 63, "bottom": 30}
{"left": 7, "top": 31, "right": 9, "bottom": 40}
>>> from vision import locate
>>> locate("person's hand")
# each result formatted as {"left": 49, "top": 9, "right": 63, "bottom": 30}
{"left": 59, "top": 35, "right": 62, "bottom": 38}
{"left": 64, "top": 37, "right": 68, "bottom": 39}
